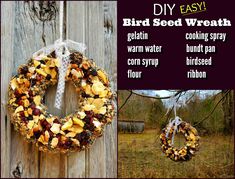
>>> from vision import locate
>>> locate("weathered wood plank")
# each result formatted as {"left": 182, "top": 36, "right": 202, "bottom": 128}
{"left": 8, "top": 1, "right": 60, "bottom": 178}
{"left": 40, "top": 85, "right": 68, "bottom": 178}
{"left": 13, "top": 1, "right": 59, "bottom": 68}
{"left": 66, "top": 1, "right": 86, "bottom": 178}
{"left": 103, "top": 1, "right": 117, "bottom": 178}
{"left": 30, "top": 1, "right": 68, "bottom": 178}
{"left": 9, "top": 1, "right": 45, "bottom": 177}
{"left": 10, "top": 135, "right": 39, "bottom": 178}
{"left": 1, "top": 1, "right": 14, "bottom": 178}
{"left": 104, "top": 1, "right": 117, "bottom": 91}
{"left": 40, "top": 152, "right": 67, "bottom": 178}
{"left": 66, "top": 1, "right": 117, "bottom": 178}
{"left": 86, "top": 2, "right": 106, "bottom": 177}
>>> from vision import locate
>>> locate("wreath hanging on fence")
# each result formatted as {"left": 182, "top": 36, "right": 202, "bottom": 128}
{"left": 160, "top": 117, "right": 200, "bottom": 161}
{"left": 8, "top": 40, "right": 114, "bottom": 153}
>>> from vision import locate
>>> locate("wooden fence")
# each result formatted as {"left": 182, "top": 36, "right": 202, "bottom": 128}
{"left": 1, "top": 1, "right": 117, "bottom": 178}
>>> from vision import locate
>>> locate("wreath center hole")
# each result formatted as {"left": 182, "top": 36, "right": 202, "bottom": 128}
{"left": 44, "top": 81, "right": 80, "bottom": 118}
{"left": 173, "top": 133, "right": 185, "bottom": 148}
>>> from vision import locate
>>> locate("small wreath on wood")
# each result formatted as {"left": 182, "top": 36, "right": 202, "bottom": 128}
{"left": 8, "top": 51, "right": 114, "bottom": 153}
{"left": 160, "top": 121, "right": 200, "bottom": 161}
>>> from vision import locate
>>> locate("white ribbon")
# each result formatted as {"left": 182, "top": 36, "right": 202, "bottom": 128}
{"left": 166, "top": 116, "right": 182, "bottom": 145}
{"left": 165, "top": 95, "right": 182, "bottom": 145}
{"left": 32, "top": 1, "right": 87, "bottom": 109}
{"left": 165, "top": 94, "right": 178, "bottom": 118}
{"left": 33, "top": 39, "right": 86, "bottom": 109}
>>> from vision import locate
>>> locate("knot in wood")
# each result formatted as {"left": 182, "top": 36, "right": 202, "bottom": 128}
{"left": 12, "top": 162, "right": 23, "bottom": 178}
{"left": 24, "top": 1, "right": 58, "bottom": 22}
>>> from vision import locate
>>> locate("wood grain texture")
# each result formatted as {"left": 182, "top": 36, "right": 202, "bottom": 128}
{"left": 104, "top": 2, "right": 118, "bottom": 178}
{"left": 104, "top": 1, "right": 117, "bottom": 91}
{"left": 11, "top": 1, "right": 60, "bottom": 178}
{"left": 66, "top": 1, "right": 117, "bottom": 178}
{"left": 40, "top": 83, "right": 68, "bottom": 178}
{"left": 86, "top": 2, "right": 106, "bottom": 178}
{"left": 1, "top": 1, "right": 14, "bottom": 178}
{"left": 66, "top": 1, "right": 86, "bottom": 178}
{"left": 1, "top": 1, "right": 117, "bottom": 178}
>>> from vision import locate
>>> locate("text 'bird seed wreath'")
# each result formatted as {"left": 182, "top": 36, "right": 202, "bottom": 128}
{"left": 8, "top": 51, "right": 114, "bottom": 153}
{"left": 160, "top": 118, "right": 200, "bottom": 161}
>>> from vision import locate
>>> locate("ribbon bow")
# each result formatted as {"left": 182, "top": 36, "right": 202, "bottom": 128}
{"left": 33, "top": 39, "right": 86, "bottom": 109}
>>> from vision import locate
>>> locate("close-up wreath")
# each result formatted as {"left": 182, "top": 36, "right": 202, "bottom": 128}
{"left": 160, "top": 119, "right": 200, "bottom": 161}
{"left": 8, "top": 51, "right": 114, "bottom": 153}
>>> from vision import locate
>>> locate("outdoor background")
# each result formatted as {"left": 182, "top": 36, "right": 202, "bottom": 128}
{"left": 118, "top": 90, "right": 234, "bottom": 178}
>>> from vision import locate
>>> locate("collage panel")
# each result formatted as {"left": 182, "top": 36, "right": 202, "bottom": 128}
{"left": 1, "top": 1, "right": 117, "bottom": 178}
{"left": 118, "top": 90, "right": 234, "bottom": 178}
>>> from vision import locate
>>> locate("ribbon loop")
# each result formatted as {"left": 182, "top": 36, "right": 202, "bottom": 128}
{"left": 64, "top": 39, "right": 87, "bottom": 53}
{"left": 32, "top": 39, "right": 86, "bottom": 109}
{"left": 165, "top": 94, "right": 183, "bottom": 145}
{"left": 166, "top": 116, "right": 182, "bottom": 145}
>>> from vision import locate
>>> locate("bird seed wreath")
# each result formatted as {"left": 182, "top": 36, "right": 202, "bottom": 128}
{"left": 8, "top": 51, "right": 114, "bottom": 153}
{"left": 160, "top": 121, "right": 200, "bottom": 161}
